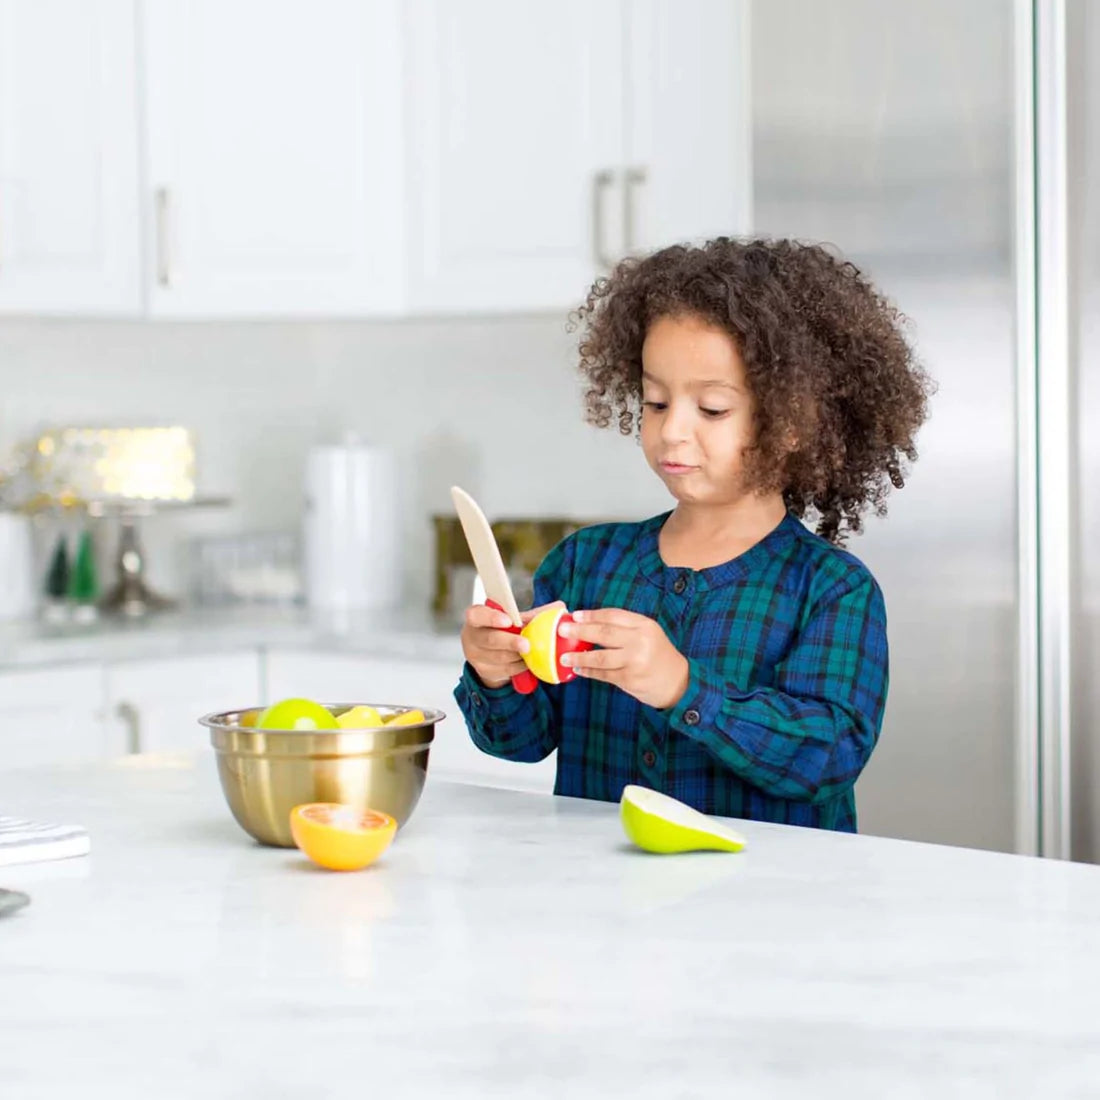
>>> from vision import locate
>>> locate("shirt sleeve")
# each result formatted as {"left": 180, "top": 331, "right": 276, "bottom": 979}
{"left": 665, "top": 575, "right": 888, "bottom": 804}
{"left": 453, "top": 534, "right": 576, "bottom": 763}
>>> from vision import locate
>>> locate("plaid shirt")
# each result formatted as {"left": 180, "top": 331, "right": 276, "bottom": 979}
{"left": 454, "top": 511, "right": 888, "bottom": 832}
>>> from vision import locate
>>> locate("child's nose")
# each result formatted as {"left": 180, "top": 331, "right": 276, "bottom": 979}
{"left": 661, "top": 402, "right": 693, "bottom": 443}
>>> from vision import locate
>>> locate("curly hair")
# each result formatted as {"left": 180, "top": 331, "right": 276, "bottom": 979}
{"left": 572, "top": 237, "right": 934, "bottom": 544}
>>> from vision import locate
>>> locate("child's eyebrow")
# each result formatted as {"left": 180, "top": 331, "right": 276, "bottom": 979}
{"left": 690, "top": 376, "right": 745, "bottom": 395}
{"left": 642, "top": 370, "right": 744, "bottom": 394}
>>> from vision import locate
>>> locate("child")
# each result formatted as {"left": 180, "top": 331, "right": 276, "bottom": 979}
{"left": 455, "top": 238, "right": 932, "bottom": 832}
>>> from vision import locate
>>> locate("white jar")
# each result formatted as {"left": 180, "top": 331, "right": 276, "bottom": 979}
{"left": 303, "top": 439, "right": 399, "bottom": 612}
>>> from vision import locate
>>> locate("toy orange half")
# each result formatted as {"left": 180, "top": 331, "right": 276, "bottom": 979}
{"left": 289, "top": 803, "right": 397, "bottom": 871}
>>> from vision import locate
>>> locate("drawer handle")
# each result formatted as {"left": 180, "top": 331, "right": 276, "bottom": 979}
{"left": 591, "top": 169, "right": 616, "bottom": 269}
{"left": 154, "top": 187, "right": 172, "bottom": 287}
{"left": 623, "top": 166, "right": 646, "bottom": 253}
{"left": 116, "top": 701, "right": 141, "bottom": 754}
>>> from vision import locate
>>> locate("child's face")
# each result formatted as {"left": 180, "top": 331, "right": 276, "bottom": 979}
{"left": 639, "top": 313, "right": 757, "bottom": 507}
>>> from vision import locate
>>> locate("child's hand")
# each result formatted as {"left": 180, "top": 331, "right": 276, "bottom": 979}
{"left": 461, "top": 601, "right": 566, "bottom": 689}
{"left": 558, "top": 609, "right": 690, "bottom": 709}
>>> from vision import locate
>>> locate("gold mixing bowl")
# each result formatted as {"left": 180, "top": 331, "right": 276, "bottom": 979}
{"left": 199, "top": 703, "right": 442, "bottom": 847}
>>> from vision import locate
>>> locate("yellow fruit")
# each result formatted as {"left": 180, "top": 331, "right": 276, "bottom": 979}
{"left": 256, "top": 698, "right": 339, "bottom": 731}
{"left": 290, "top": 803, "right": 396, "bottom": 871}
{"left": 336, "top": 705, "right": 385, "bottom": 729}
{"left": 620, "top": 785, "right": 746, "bottom": 854}
{"left": 385, "top": 708, "right": 426, "bottom": 727}
{"left": 521, "top": 607, "right": 566, "bottom": 683}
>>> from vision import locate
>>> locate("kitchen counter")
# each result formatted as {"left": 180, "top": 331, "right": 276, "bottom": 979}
{"left": 0, "top": 604, "right": 463, "bottom": 670}
{"left": 2, "top": 759, "right": 1100, "bottom": 1098}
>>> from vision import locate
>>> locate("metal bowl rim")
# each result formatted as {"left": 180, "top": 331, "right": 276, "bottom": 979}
{"left": 198, "top": 703, "right": 446, "bottom": 733}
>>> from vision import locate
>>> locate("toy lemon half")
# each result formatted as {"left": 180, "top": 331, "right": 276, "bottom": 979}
{"left": 521, "top": 606, "right": 567, "bottom": 683}
{"left": 521, "top": 606, "right": 592, "bottom": 685}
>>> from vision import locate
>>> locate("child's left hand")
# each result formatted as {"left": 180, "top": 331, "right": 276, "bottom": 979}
{"left": 558, "top": 609, "right": 690, "bottom": 710}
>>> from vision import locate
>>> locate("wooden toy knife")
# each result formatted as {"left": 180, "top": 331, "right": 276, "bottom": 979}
{"left": 450, "top": 486, "right": 538, "bottom": 694}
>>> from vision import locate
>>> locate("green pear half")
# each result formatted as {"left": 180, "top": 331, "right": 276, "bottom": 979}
{"left": 620, "top": 785, "right": 746, "bottom": 854}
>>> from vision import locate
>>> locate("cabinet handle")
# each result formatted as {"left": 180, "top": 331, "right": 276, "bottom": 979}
{"left": 155, "top": 187, "right": 171, "bottom": 287}
{"left": 116, "top": 701, "right": 141, "bottom": 754}
{"left": 591, "top": 170, "right": 615, "bottom": 270}
{"left": 623, "top": 166, "right": 647, "bottom": 254}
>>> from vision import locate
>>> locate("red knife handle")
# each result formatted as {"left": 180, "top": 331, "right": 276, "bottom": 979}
{"left": 511, "top": 669, "right": 539, "bottom": 695}
{"left": 485, "top": 599, "right": 538, "bottom": 694}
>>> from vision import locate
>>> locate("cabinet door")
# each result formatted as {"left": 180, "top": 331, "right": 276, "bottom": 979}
{"left": 142, "top": 0, "right": 405, "bottom": 317}
{"left": 404, "top": 0, "right": 624, "bottom": 313}
{"left": 625, "top": 0, "right": 752, "bottom": 252}
{"left": 0, "top": 0, "right": 141, "bottom": 315}
{"left": 265, "top": 649, "right": 556, "bottom": 793}
{"left": 106, "top": 651, "right": 262, "bottom": 755}
{"left": 0, "top": 665, "right": 112, "bottom": 768}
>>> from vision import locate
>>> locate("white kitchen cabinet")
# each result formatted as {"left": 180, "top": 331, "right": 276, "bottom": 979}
{"left": 105, "top": 651, "right": 262, "bottom": 756}
{"left": 141, "top": 0, "right": 405, "bottom": 317}
{"left": 624, "top": 0, "right": 752, "bottom": 255}
{"left": 404, "top": 0, "right": 750, "bottom": 314}
{"left": 0, "top": 0, "right": 749, "bottom": 319}
{"left": 0, "top": 0, "right": 142, "bottom": 315}
{"left": 0, "top": 664, "right": 114, "bottom": 769}
{"left": 265, "top": 648, "right": 556, "bottom": 793}
{"left": 404, "top": 0, "right": 624, "bottom": 313}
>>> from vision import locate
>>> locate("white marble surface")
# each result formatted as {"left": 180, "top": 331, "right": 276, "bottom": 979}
{"left": 2, "top": 758, "right": 1100, "bottom": 1099}
{"left": 0, "top": 604, "right": 463, "bottom": 670}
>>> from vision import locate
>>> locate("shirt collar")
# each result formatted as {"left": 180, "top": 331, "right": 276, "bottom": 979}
{"left": 637, "top": 510, "right": 799, "bottom": 591}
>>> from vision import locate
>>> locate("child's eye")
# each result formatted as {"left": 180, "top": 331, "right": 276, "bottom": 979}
{"left": 642, "top": 400, "right": 667, "bottom": 411}
{"left": 701, "top": 407, "right": 730, "bottom": 418}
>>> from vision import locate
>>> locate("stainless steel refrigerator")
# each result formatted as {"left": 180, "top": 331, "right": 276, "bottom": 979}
{"left": 749, "top": 0, "right": 1100, "bottom": 860}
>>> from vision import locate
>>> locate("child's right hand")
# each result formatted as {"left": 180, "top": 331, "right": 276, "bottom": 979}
{"left": 461, "top": 601, "right": 565, "bottom": 689}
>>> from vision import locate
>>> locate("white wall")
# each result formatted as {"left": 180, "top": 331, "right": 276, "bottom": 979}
{"left": 0, "top": 316, "right": 670, "bottom": 606}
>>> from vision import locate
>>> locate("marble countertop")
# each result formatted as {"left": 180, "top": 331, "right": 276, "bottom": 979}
{"left": 2, "top": 759, "right": 1100, "bottom": 1098}
{"left": 0, "top": 603, "right": 464, "bottom": 670}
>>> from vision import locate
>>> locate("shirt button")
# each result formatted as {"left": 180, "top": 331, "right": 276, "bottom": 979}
{"left": 642, "top": 750, "right": 657, "bottom": 768}
{"left": 672, "top": 574, "right": 687, "bottom": 595}
{"left": 683, "top": 708, "right": 701, "bottom": 726}
{"left": 472, "top": 693, "right": 484, "bottom": 709}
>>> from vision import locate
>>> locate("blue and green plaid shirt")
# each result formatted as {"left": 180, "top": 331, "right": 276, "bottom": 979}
{"left": 454, "top": 510, "right": 888, "bottom": 832}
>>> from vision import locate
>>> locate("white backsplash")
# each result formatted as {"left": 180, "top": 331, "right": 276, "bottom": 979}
{"left": 0, "top": 316, "right": 671, "bottom": 606}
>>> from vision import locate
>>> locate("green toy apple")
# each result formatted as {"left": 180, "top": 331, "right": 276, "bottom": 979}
{"left": 255, "top": 697, "right": 339, "bottom": 731}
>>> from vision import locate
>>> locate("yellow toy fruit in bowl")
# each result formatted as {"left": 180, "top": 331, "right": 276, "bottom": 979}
{"left": 386, "top": 708, "right": 427, "bottom": 727}
{"left": 620, "top": 785, "right": 746, "bottom": 854}
{"left": 335, "top": 704, "right": 385, "bottom": 729}
{"left": 256, "top": 697, "right": 339, "bottom": 731}
{"left": 290, "top": 803, "right": 396, "bottom": 871}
